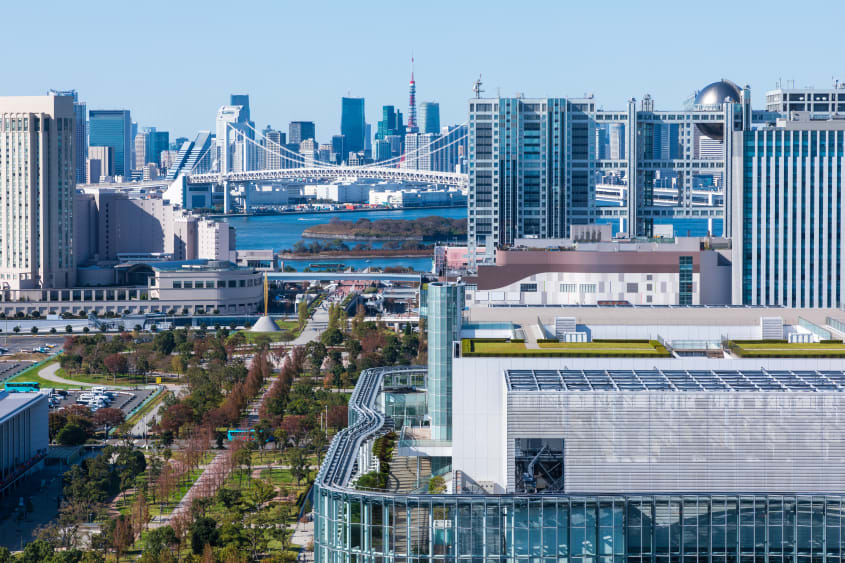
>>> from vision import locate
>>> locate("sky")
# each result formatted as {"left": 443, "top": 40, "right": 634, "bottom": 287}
{"left": 5, "top": 0, "right": 845, "bottom": 142}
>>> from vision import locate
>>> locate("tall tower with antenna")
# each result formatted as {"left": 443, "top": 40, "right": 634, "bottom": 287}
{"left": 407, "top": 56, "right": 418, "bottom": 133}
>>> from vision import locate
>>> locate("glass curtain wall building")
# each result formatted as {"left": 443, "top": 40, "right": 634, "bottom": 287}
{"left": 341, "top": 97, "right": 366, "bottom": 155}
{"left": 732, "top": 122, "right": 845, "bottom": 307}
{"left": 89, "top": 109, "right": 132, "bottom": 178}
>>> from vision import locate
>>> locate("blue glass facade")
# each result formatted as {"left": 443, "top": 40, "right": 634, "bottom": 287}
{"left": 315, "top": 489, "right": 845, "bottom": 562}
{"left": 89, "top": 109, "right": 131, "bottom": 177}
{"left": 341, "top": 97, "right": 366, "bottom": 155}
{"left": 740, "top": 128, "right": 844, "bottom": 306}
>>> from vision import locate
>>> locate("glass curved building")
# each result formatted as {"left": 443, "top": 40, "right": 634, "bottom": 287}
{"left": 314, "top": 292, "right": 845, "bottom": 562}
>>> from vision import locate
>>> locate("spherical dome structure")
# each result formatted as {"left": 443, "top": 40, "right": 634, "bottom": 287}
{"left": 694, "top": 80, "right": 742, "bottom": 140}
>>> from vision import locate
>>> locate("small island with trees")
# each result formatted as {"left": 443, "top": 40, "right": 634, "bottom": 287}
{"left": 302, "top": 215, "right": 466, "bottom": 242}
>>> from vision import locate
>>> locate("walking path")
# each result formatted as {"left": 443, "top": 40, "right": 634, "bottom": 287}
{"left": 38, "top": 362, "right": 97, "bottom": 387}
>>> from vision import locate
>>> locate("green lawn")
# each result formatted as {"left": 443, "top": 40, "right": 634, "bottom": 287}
{"left": 55, "top": 367, "right": 156, "bottom": 386}
{"left": 4, "top": 357, "right": 79, "bottom": 389}
{"left": 462, "top": 339, "right": 670, "bottom": 357}
{"left": 729, "top": 340, "right": 845, "bottom": 357}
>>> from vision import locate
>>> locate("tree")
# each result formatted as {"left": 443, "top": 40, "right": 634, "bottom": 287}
{"left": 154, "top": 331, "right": 176, "bottom": 355}
{"left": 103, "top": 353, "right": 128, "bottom": 379}
{"left": 216, "top": 488, "right": 242, "bottom": 510}
{"left": 143, "top": 525, "right": 177, "bottom": 559}
{"left": 94, "top": 407, "right": 125, "bottom": 435}
{"left": 66, "top": 325, "right": 73, "bottom": 333}
{"left": 190, "top": 516, "right": 219, "bottom": 555}
{"left": 56, "top": 422, "right": 88, "bottom": 445}
{"left": 31, "top": 326, "right": 39, "bottom": 334}
{"left": 246, "top": 479, "right": 276, "bottom": 512}
{"left": 286, "top": 447, "right": 309, "bottom": 485}
{"left": 18, "top": 540, "right": 53, "bottom": 563}
{"left": 110, "top": 515, "right": 133, "bottom": 563}
{"left": 0, "top": 547, "right": 11, "bottom": 563}
{"left": 297, "top": 298, "right": 309, "bottom": 330}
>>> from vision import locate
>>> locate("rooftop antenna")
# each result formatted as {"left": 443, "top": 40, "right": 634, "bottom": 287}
{"left": 473, "top": 75, "right": 484, "bottom": 99}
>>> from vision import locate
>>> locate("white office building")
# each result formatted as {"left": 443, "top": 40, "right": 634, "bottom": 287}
{"left": 0, "top": 95, "right": 77, "bottom": 289}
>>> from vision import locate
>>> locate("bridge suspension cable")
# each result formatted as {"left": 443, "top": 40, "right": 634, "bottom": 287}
{"left": 240, "top": 121, "right": 340, "bottom": 168}
{"left": 359, "top": 123, "right": 468, "bottom": 169}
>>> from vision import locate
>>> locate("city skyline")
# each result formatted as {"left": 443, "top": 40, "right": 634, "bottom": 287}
{"left": 4, "top": 0, "right": 845, "bottom": 139}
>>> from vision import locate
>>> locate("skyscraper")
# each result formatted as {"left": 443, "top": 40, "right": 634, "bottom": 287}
{"left": 732, "top": 117, "right": 845, "bottom": 307}
{"left": 88, "top": 146, "right": 114, "bottom": 182}
{"left": 47, "top": 89, "right": 86, "bottom": 185}
{"left": 261, "top": 126, "right": 285, "bottom": 169}
{"left": 340, "top": 97, "right": 365, "bottom": 154}
{"left": 229, "top": 94, "right": 251, "bottom": 122}
{"left": 148, "top": 129, "right": 170, "bottom": 167}
{"left": 134, "top": 132, "right": 147, "bottom": 171}
{"left": 288, "top": 121, "right": 315, "bottom": 145}
{"left": 216, "top": 105, "right": 255, "bottom": 172}
{"left": 89, "top": 109, "right": 132, "bottom": 177}
{"left": 331, "top": 135, "right": 345, "bottom": 164}
{"left": 376, "top": 106, "right": 405, "bottom": 157}
{"left": 418, "top": 101, "right": 440, "bottom": 134}
{"left": 0, "top": 96, "right": 76, "bottom": 289}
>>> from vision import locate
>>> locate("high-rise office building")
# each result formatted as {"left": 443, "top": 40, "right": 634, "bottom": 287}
{"left": 331, "top": 135, "right": 345, "bottom": 164}
{"left": 229, "top": 94, "right": 251, "bottom": 122}
{"left": 89, "top": 109, "right": 132, "bottom": 177}
{"left": 134, "top": 132, "right": 147, "bottom": 171}
{"left": 467, "top": 85, "right": 741, "bottom": 263}
{"left": 88, "top": 146, "right": 114, "bottom": 183}
{"left": 47, "top": 90, "right": 86, "bottom": 185}
{"left": 260, "top": 126, "right": 285, "bottom": 170}
{"left": 288, "top": 121, "right": 315, "bottom": 145}
{"left": 401, "top": 132, "right": 435, "bottom": 170}
{"left": 0, "top": 96, "right": 76, "bottom": 289}
{"left": 216, "top": 104, "right": 255, "bottom": 172}
{"left": 731, "top": 117, "right": 845, "bottom": 307}
{"left": 419, "top": 101, "right": 440, "bottom": 134}
{"left": 148, "top": 129, "right": 169, "bottom": 169}
{"left": 340, "top": 97, "right": 365, "bottom": 154}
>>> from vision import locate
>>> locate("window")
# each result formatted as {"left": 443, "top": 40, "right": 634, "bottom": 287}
{"left": 560, "top": 283, "right": 577, "bottom": 293}
{"left": 626, "top": 283, "right": 639, "bottom": 293}
{"left": 217, "top": 281, "right": 225, "bottom": 288}
{"left": 580, "top": 284, "right": 596, "bottom": 293}
{"left": 183, "top": 281, "right": 193, "bottom": 289}
{"left": 172, "top": 281, "right": 181, "bottom": 289}
{"left": 206, "top": 281, "right": 215, "bottom": 288}
{"left": 228, "top": 280, "right": 237, "bottom": 288}
{"left": 520, "top": 283, "right": 537, "bottom": 293}
{"left": 679, "top": 256, "right": 693, "bottom": 305}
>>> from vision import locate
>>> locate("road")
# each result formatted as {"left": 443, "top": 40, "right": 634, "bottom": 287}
{"left": 38, "top": 362, "right": 97, "bottom": 387}
{"left": 291, "top": 305, "right": 329, "bottom": 346}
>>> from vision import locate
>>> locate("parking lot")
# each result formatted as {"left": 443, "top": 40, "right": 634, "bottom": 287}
{"left": 49, "top": 388, "right": 154, "bottom": 415}
{"left": 0, "top": 361, "right": 31, "bottom": 383}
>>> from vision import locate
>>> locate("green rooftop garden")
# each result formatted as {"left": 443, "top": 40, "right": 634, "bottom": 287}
{"left": 461, "top": 338, "right": 671, "bottom": 358}
{"left": 728, "top": 339, "right": 845, "bottom": 358}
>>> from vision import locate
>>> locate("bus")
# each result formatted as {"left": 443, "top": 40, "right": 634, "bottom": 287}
{"left": 5, "top": 381, "right": 40, "bottom": 393}
{"left": 227, "top": 429, "right": 256, "bottom": 442}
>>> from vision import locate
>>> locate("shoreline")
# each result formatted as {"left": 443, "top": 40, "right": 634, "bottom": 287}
{"left": 206, "top": 204, "right": 466, "bottom": 219}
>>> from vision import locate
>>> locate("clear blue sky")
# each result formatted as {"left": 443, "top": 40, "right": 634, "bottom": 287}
{"left": 5, "top": 0, "right": 845, "bottom": 142}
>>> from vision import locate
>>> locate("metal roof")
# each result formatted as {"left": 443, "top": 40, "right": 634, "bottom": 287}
{"left": 505, "top": 369, "right": 845, "bottom": 393}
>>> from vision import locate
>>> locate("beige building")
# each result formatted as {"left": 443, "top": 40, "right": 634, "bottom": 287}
{"left": 0, "top": 95, "right": 76, "bottom": 290}
{"left": 87, "top": 146, "right": 114, "bottom": 183}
